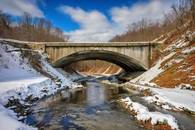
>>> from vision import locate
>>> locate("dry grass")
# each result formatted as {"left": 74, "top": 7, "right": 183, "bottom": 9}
{"left": 152, "top": 40, "right": 195, "bottom": 89}
{"left": 147, "top": 26, "right": 195, "bottom": 89}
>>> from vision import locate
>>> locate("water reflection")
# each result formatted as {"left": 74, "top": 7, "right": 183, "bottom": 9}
{"left": 86, "top": 83, "right": 105, "bottom": 106}
{"left": 60, "top": 116, "right": 85, "bottom": 130}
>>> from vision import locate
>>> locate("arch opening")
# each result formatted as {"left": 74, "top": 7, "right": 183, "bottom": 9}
{"left": 52, "top": 50, "right": 147, "bottom": 72}
{"left": 69, "top": 60, "right": 124, "bottom": 76}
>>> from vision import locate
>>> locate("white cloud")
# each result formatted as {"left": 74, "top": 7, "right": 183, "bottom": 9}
{"left": 0, "top": 0, "right": 44, "bottom": 18}
{"left": 110, "top": 0, "right": 174, "bottom": 30}
{"left": 59, "top": 6, "right": 115, "bottom": 42}
{"left": 59, "top": 0, "right": 174, "bottom": 42}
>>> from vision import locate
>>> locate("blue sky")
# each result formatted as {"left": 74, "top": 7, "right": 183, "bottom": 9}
{"left": 42, "top": 0, "right": 148, "bottom": 31}
{"left": 0, "top": 0, "right": 175, "bottom": 42}
{"left": 43, "top": 0, "right": 139, "bottom": 31}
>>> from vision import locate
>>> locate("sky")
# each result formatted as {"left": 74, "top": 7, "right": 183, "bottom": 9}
{"left": 0, "top": 0, "right": 176, "bottom": 42}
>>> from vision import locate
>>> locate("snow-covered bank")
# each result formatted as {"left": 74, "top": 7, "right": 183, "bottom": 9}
{"left": 144, "top": 87, "right": 195, "bottom": 112}
{"left": 0, "top": 42, "right": 74, "bottom": 130}
{"left": 0, "top": 76, "right": 74, "bottom": 130}
{"left": 127, "top": 83, "right": 195, "bottom": 112}
{"left": 0, "top": 41, "right": 78, "bottom": 104}
{"left": 120, "top": 97, "right": 179, "bottom": 130}
{"left": 0, "top": 104, "right": 36, "bottom": 130}
{"left": 0, "top": 77, "right": 47, "bottom": 96}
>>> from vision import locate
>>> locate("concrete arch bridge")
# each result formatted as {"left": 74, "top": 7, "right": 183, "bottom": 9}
{"left": 36, "top": 42, "right": 159, "bottom": 72}
{"left": 0, "top": 39, "right": 160, "bottom": 72}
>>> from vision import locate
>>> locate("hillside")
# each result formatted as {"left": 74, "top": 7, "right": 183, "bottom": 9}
{"left": 132, "top": 30, "right": 195, "bottom": 89}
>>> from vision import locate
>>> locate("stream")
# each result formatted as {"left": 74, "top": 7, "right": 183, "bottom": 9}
{"left": 19, "top": 73, "right": 195, "bottom": 130}
{"left": 22, "top": 80, "right": 146, "bottom": 130}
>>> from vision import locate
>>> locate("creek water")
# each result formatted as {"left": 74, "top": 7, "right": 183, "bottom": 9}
{"left": 23, "top": 81, "right": 146, "bottom": 130}
{"left": 21, "top": 74, "right": 195, "bottom": 130}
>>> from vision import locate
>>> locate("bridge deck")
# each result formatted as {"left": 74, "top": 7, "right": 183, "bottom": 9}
{"left": 45, "top": 42, "right": 159, "bottom": 47}
{"left": 0, "top": 38, "right": 161, "bottom": 47}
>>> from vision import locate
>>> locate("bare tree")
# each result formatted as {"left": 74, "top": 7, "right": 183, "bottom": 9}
{"left": 111, "top": 0, "right": 194, "bottom": 42}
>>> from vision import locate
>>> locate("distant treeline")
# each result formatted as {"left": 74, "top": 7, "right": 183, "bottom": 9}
{"left": 0, "top": 12, "right": 68, "bottom": 42}
{"left": 111, "top": 0, "right": 195, "bottom": 42}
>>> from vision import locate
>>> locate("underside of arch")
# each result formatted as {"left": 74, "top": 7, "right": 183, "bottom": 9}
{"left": 52, "top": 50, "right": 147, "bottom": 72}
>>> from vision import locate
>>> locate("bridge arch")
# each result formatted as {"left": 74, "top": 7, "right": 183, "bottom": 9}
{"left": 52, "top": 50, "right": 147, "bottom": 71}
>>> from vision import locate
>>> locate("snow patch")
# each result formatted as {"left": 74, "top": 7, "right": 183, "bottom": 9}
{"left": 0, "top": 104, "right": 37, "bottom": 130}
{"left": 176, "top": 83, "right": 193, "bottom": 90}
{"left": 121, "top": 97, "right": 179, "bottom": 130}
{"left": 127, "top": 83, "right": 195, "bottom": 112}
{"left": 144, "top": 87, "right": 195, "bottom": 112}
{"left": 0, "top": 43, "right": 38, "bottom": 82}
{"left": 182, "top": 46, "right": 195, "bottom": 54}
